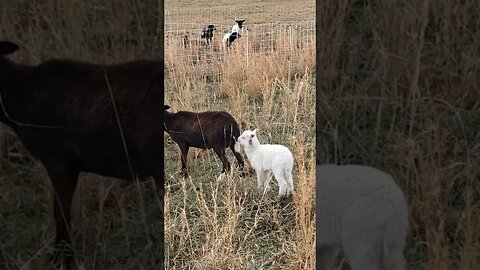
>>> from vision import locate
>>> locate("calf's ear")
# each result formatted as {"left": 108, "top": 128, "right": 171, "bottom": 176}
{"left": 0, "top": 41, "right": 19, "bottom": 56}
{"left": 164, "top": 105, "right": 170, "bottom": 110}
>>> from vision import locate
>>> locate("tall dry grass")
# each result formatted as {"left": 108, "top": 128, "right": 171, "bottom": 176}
{"left": 0, "top": 1, "right": 163, "bottom": 269}
{"left": 318, "top": 0, "right": 480, "bottom": 269}
{"left": 164, "top": 26, "right": 316, "bottom": 269}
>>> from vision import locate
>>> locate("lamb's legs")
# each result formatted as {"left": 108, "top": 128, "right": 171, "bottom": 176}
{"left": 342, "top": 231, "right": 382, "bottom": 270}
{"left": 256, "top": 170, "right": 269, "bottom": 190}
{"left": 178, "top": 143, "right": 189, "bottom": 177}
{"left": 382, "top": 222, "right": 407, "bottom": 270}
{"left": 317, "top": 246, "right": 340, "bottom": 270}
{"left": 256, "top": 170, "right": 263, "bottom": 189}
{"left": 273, "top": 167, "right": 288, "bottom": 196}
{"left": 383, "top": 247, "right": 406, "bottom": 270}
{"left": 286, "top": 169, "right": 294, "bottom": 194}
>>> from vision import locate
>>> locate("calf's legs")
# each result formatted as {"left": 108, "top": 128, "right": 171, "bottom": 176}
{"left": 178, "top": 143, "right": 190, "bottom": 177}
{"left": 317, "top": 246, "right": 340, "bottom": 270}
{"left": 44, "top": 161, "right": 79, "bottom": 268}
{"left": 230, "top": 144, "right": 249, "bottom": 177}
{"left": 213, "top": 147, "right": 231, "bottom": 174}
{"left": 230, "top": 144, "right": 244, "bottom": 167}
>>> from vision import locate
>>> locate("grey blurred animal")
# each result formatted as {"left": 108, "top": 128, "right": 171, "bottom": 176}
{"left": 317, "top": 164, "right": 408, "bottom": 270}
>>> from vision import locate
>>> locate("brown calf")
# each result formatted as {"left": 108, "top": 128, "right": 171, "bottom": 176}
{"left": 0, "top": 41, "right": 164, "bottom": 268}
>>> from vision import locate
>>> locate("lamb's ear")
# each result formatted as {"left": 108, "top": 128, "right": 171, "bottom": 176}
{"left": 252, "top": 128, "right": 257, "bottom": 135}
{"left": 164, "top": 105, "right": 170, "bottom": 110}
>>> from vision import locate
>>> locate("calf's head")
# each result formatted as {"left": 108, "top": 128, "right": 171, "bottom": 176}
{"left": 163, "top": 105, "right": 171, "bottom": 131}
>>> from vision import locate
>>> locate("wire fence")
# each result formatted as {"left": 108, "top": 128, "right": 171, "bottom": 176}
{"left": 165, "top": 7, "right": 315, "bottom": 61}
{"left": 165, "top": 6, "right": 241, "bottom": 26}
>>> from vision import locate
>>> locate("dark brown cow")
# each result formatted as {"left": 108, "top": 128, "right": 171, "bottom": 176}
{"left": 0, "top": 41, "right": 164, "bottom": 268}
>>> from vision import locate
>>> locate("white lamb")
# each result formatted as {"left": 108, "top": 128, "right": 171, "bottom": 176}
{"left": 221, "top": 19, "right": 246, "bottom": 49}
{"left": 237, "top": 129, "right": 294, "bottom": 196}
{"left": 317, "top": 164, "right": 409, "bottom": 270}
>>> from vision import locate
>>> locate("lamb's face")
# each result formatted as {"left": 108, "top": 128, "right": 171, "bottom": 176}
{"left": 235, "top": 20, "right": 245, "bottom": 29}
{"left": 238, "top": 129, "right": 258, "bottom": 146}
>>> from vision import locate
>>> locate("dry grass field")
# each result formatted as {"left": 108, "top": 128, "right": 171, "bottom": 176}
{"left": 0, "top": 1, "right": 162, "bottom": 269}
{"left": 165, "top": 0, "right": 314, "bottom": 25}
{"left": 164, "top": 0, "right": 316, "bottom": 269}
{"left": 318, "top": 0, "right": 480, "bottom": 269}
